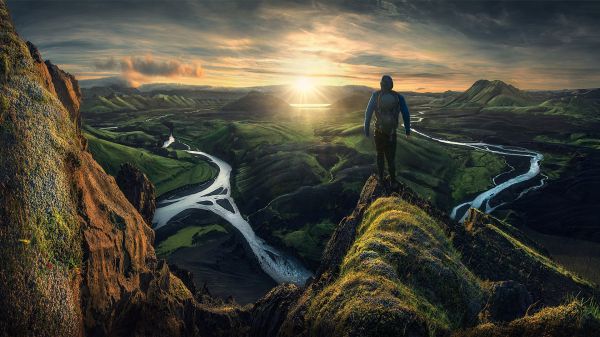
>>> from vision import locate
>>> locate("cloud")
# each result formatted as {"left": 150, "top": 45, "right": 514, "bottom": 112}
{"left": 120, "top": 56, "right": 203, "bottom": 78}
{"left": 94, "top": 55, "right": 203, "bottom": 85}
{"left": 8, "top": 0, "right": 600, "bottom": 89}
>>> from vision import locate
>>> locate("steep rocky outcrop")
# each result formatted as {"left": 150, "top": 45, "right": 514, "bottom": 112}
{"left": 250, "top": 284, "right": 302, "bottom": 337}
{"left": 116, "top": 162, "right": 156, "bottom": 225}
{"left": 45, "top": 60, "right": 82, "bottom": 132}
{"left": 0, "top": 2, "right": 247, "bottom": 336}
{"left": 25, "top": 41, "right": 56, "bottom": 95}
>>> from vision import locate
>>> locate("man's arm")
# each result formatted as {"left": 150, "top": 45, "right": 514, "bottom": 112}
{"left": 398, "top": 94, "right": 410, "bottom": 135}
{"left": 364, "top": 92, "right": 377, "bottom": 137}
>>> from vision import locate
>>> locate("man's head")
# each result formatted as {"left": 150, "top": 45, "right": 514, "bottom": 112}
{"left": 380, "top": 75, "right": 393, "bottom": 92}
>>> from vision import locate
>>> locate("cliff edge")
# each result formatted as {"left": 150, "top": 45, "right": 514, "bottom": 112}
{"left": 0, "top": 2, "right": 246, "bottom": 336}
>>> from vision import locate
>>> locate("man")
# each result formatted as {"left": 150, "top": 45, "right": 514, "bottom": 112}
{"left": 364, "top": 75, "right": 411, "bottom": 186}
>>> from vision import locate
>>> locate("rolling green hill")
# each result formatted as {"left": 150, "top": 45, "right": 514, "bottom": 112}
{"left": 81, "top": 92, "right": 200, "bottom": 113}
{"left": 85, "top": 131, "right": 216, "bottom": 195}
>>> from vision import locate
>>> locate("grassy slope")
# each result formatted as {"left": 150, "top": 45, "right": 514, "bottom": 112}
{"left": 156, "top": 224, "right": 227, "bottom": 256}
{"left": 85, "top": 132, "right": 216, "bottom": 195}
{"left": 275, "top": 222, "right": 335, "bottom": 262}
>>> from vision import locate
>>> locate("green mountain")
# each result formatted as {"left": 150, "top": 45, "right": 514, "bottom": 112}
{"left": 447, "top": 79, "right": 535, "bottom": 107}
{"left": 81, "top": 90, "right": 200, "bottom": 113}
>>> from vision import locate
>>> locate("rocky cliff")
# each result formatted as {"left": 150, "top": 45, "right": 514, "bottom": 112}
{"left": 0, "top": 2, "right": 246, "bottom": 336}
{"left": 116, "top": 162, "right": 156, "bottom": 225}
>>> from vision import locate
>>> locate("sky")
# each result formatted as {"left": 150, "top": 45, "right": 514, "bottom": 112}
{"left": 7, "top": 0, "right": 600, "bottom": 91}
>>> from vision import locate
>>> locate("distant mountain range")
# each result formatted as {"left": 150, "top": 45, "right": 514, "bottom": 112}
{"left": 220, "top": 91, "right": 292, "bottom": 113}
{"left": 81, "top": 77, "right": 599, "bottom": 119}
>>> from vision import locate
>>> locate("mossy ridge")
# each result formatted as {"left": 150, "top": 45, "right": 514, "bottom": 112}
{"left": 487, "top": 223, "right": 593, "bottom": 288}
{"left": 303, "top": 196, "right": 485, "bottom": 336}
{"left": 453, "top": 298, "right": 600, "bottom": 337}
{"left": 465, "top": 209, "right": 595, "bottom": 289}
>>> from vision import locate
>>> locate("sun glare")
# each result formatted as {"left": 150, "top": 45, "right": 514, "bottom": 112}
{"left": 285, "top": 76, "right": 329, "bottom": 106}
{"left": 295, "top": 77, "right": 314, "bottom": 93}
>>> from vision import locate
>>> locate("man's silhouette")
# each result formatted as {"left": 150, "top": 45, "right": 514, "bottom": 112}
{"left": 364, "top": 75, "right": 411, "bottom": 186}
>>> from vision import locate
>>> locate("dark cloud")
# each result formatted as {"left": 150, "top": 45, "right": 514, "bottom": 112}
{"left": 6, "top": 0, "right": 600, "bottom": 89}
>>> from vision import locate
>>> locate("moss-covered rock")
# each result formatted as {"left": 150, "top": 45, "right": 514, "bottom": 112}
{"left": 279, "top": 177, "right": 484, "bottom": 337}
{"left": 453, "top": 298, "right": 600, "bottom": 337}
{"left": 453, "top": 209, "right": 596, "bottom": 307}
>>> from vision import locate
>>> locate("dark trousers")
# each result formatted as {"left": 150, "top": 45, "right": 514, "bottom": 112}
{"left": 374, "top": 130, "right": 397, "bottom": 181}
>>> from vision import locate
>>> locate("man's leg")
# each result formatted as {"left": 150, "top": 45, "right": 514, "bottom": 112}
{"left": 385, "top": 133, "right": 397, "bottom": 182}
{"left": 374, "top": 131, "right": 386, "bottom": 180}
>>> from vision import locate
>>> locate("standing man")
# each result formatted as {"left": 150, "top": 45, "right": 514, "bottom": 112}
{"left": 364, "top": 75, "right": 411, "bottom": 187}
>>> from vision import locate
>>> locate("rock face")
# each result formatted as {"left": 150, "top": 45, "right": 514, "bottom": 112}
{"left": 250, "top": 284, "right": 301, "bottom": 337}
{"left": 0, "top": 2, "right": 247, "bottom": 336}
{"left": 44, "top": 60, "right": 82, "bottom": 132}
{"left": 454, "top": 208, "right": 596, "bottom": 307}
{"left": 25, "top": 41, "right": 56, "bottom": 95}
{"left": 116, "top": 163, "right": 157, "bottom": 225}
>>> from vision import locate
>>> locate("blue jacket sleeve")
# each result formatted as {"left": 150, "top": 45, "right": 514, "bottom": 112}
{"left": 364, "top": 92, "right": 377, "bottom": 137}
{"left": 398, "top": 94, "right": 410, "bottom": 135}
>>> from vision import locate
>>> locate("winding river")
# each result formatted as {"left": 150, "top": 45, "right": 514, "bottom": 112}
{"left": 152, "top": 107, "right": 546, "bottom": 285}
{"left": 152, "top": 146, "right": 313, "bottom": 285}
{"left": 410, "top": 110, "right": 546, "bottom": 222}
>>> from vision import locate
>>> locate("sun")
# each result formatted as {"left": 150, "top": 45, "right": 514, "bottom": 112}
{"left": 295, "top": 77, "right": 314, "bottom": 93}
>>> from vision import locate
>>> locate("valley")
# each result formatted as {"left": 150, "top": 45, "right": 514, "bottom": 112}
{"left": 81, "top": 80, "right": 600, "bottom": 303}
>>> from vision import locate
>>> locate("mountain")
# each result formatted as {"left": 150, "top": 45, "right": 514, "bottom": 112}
{"left": 447, "top": 79, "right": 535, "bottom": 107}
{"left": 220, "top": 91, "right": 292, "bottom": 113}
{"left": 81, "top": 89, "right": 200, "bottom": 113}
{"left": 79, "top": 76, "right": 134, "bottom": 89}
{"left": 116, "top": 163, "right": 157, "bottom": 225}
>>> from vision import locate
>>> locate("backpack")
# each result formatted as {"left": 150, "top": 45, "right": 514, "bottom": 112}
{"left": 374, "top": 90, "right": 399, "bottom": 135}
